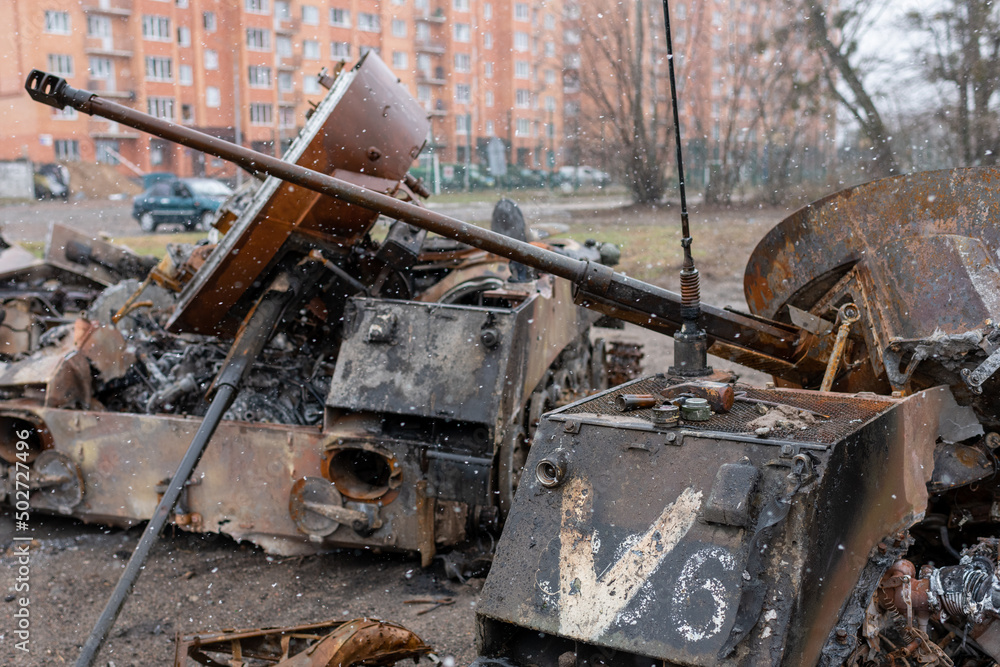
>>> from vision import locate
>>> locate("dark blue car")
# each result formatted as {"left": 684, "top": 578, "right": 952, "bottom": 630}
{"left": 132, "top": 178, "right": 233, "bottom": 232}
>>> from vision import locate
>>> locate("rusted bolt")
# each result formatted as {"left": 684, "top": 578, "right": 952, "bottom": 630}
{"left": 877, "top": 542, "right": 887, "bottom": 554}
{"left": 189, "top": 513, "right": 202, "bottom": 526}
{"left": 835, "top": 628, "right": 849, "bottom": 644}
{"left": 175, "top": 514, "right": 190, "bottom": 526}
{"left": 367, "top": 146, "right": 382, "bottom": 161}
{"left": 480, "top": 327, "right": 501, "bottom": 349}
{"left": 986, "top": 432, "right": 1000, "bottom": 450}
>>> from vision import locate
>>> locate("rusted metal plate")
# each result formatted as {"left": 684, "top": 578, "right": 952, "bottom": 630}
{"left": 328, "top": 276, "right": 596, "bottom": 426}
{"left": 477, "top": 381, "right": 948, "bottom": 666}
{"left": 745, "top": 167, "right": 1000, "bottom": 323}
{"left": 168, "top": 53, "right": 429, "bottom": 336}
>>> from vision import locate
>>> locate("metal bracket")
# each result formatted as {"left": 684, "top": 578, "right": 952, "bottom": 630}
{"left": 961, "top": 345, "right": 1000, "bottom": 394}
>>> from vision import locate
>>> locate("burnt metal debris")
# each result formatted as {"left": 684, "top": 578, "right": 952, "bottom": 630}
{"left": 173, "top": 617, "right": 431, "bottom": 667}
{"left": 19, "top": 48, "right": 1000, "bottom": 667}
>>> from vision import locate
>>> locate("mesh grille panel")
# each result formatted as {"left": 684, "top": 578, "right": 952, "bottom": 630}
{"left": 561, "top": 377, "right": 897, "bottom": 444}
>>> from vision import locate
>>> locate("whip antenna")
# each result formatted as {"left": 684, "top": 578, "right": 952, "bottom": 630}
{"left": 662, "top": 0, "right": 711, "bottom": 376}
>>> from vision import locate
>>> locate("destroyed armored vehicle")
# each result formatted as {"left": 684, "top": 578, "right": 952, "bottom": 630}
{"left": 3, "top": 55, "right": 631, "bottom": 565}
{"left": 24, "top": 46, "right": 1000, "bottom": 667}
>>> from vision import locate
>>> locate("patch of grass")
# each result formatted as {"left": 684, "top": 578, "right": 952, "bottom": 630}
{"left": 108, "top": 232, "right": 206, "bottom": 258}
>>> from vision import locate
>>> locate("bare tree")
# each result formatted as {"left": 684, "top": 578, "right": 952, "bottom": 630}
{"left": 576, "top": 0, "right": 670, "bottom": 204}
{"left": 907, "top": 0, "right": 1000, "bottom": 165}
{"left": 802, "top": 0, "right": 899, "bottom": 177}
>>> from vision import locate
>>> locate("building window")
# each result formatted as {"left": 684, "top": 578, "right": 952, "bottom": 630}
{"left": 142, "top": 15, "right": 171, "bottom": 41}
{"left": 245, "top": 0, "right": 269, "bottom": 14}
{"left": 304, "top": 75, "right": 320, "bottom": 94}
{"left": 279, "top": 106, "right": 296, "bottom": 128}
{"left": 277, "top": 36, "right": 292, "bottom": 56}
{"left": 564, "top": 28, "right": 580, "bottom": 44}
{"left": 360, "top": 45, "right": 380, "bottom": 57}
{"left": 515, "top": 118, "right": 530, "bottom": 136}
{"left": 95, "top": 140, "right": 119, "bottom": 165}
{"left": 484, "top": 62, "right": 493, "bottom": 78}
{"left": 148, "top": 97, "right": 175, "bottom": 120}
{"left": 302, "top": 5, "right": 319, "bottom": 24}
{"left": 564, "top": 53, "right": 581, "bottom": 68}
{"left": 484, "top": 3, "right": 492, "bottom": 19}
{"left": 675, "top": 3, "right": 686, "bottom": 19}
{"left": 544, "top": 41, "right": 555, "bottom": 57}
{"left": 417, "top": 84, "right": 430, "bottom": 101}
{"left": 275, "top": 1, "right": 291, "bottom": 18}
{"left": 331, "top": 41, "right": 351, "bottom": 60}
{"left": 486, "top": 120, "right": 495, "bottom": 135}
{"left": 484, "top": 32, "right": 493, "bottom": 49}
{"left": 246, "top": 28, "right": 271, "bottom": 51}
{"left": 454, "top": 23, "right": 470, "bottom": 42}
{"left": 514, "top": 32, "right": 529, "bottom": 51}
{"left": 181, "top": 104, "right": 194, "bottom": 123}
{"left": 87, "top": 15, "right": 111, "bottom": 38}
{"left": 564, "top": 3, "right": 581, "bottom": 19}
{"left": 303, "top": 40, "right": 320, "bottom": 60}
{"left": 515, "top": 89, "right": 530, "bottom": 108}
{"left": 392, "top": 51, "right": 408, "bottom": 69}
{"left": 177, "top": 0, "right": 189, "bottom": 8}
{"left": 47, "top": 54, "right": 74, "bottom": 77}
{"left": 89, "top": 57, "right": 112, "bottom": 80}
{"left": 514, "top": 3, "right": 529, "bottom": 21}
{"left": 544, "top": 13, "right": 555, "bottom": 30}
{"left": 206, "top": 86, "right": 221, "bottom": 107}
{"left": 177, "top": 26, "right": 191, "bottom": 47}
{"left": 455, "top": 53, "right": 471, "bottom": 72}
{"left": 203, "top": 11, "right": 217, "bottom": 32}
{"left": 455, "top": 83, "right": 470, "bottom": 104}
{"left": 544, "top": 95, "right": 555, "bottom": 111}
{"left": 145, "top": 56, "right": 173, "bottom": 81}
{"left": 416, "top": 22, "right": 430, "bottom": 40}
{"left": 485, "top": 90, "right": 494, "bottom": 107}
{"left": 248, "top": 65, "right": 272, "bottom": 87}
{"left": 456, "top": 114, "right": 469, "bottom": 134}
{"left": 358, "top": 13, "right": 380, "bottom": 32}
{"left": 545, "top": 69, "right": 556, "bottom": 84}
{"left": 391, "top": 19, "right": 407, "bottom": 37}
{"left": 250, "top": 103, "right": 273, "bottom": 125}
{"left": 205, "top": 49, "right": 219, "bottom": 70}
{"left": 179, "top": 65, "right": 193, "bottom": 85}
{"left": 330, "top": 8, "right": 350, "bottom": 27}
{"left": 44, "top": 11, "right": 71, "bottom": 35}
{"left": 54, "top": 139, "right": 80, "bottom": 161}
{"left": 278, "top": 71, "right": 293, "bottom": 91}
{"left": 454, "top": 0, "right": 469, "bottom": 11}
{"left": 515, "top": 61, "right": 530, "bottom": 79}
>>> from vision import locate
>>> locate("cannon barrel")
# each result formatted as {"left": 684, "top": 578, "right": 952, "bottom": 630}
{"left": 24, "top": 69, "right": 811, "bottom": 372}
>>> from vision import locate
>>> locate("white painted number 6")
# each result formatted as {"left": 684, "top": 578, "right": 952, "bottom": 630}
{"left": 670, "top": 546, "right": 737, "bottom": 642}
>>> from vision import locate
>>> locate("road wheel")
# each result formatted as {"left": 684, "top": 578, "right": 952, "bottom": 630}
{"left": 139, "top": 213, "right": 157, "bottom": 233}
{"left": 196, "top": 210, "right": 215, "bottom": 231}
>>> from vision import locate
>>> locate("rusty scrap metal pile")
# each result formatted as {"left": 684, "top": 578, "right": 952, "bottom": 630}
{"left": 17, "top": 54, "right": 1000, "bottom": 667}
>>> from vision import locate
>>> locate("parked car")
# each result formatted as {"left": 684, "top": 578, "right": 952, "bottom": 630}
{"left": 33, "top": 163, "right": 70, "bottom": 200}
{"left": 556, "top": 165, "right": 611, "bottom": 188}
{"left": 132, "top": 178, "right": 233, "bottom": 232}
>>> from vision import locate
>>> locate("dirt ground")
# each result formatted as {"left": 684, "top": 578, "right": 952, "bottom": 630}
{"left": 0, "top": 197, "right": 794, "bottom": 666}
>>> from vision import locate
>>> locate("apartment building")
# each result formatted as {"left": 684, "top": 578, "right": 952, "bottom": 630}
{"left": 1, "top": 0, "right": 826, "bottom": 187}
{"left": 0, "top": 0, "right": 572, "bottom": 178}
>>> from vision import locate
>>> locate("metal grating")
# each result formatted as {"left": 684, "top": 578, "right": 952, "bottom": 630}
{"left": 561, "top": 377, "right": 898, "bottom": 444}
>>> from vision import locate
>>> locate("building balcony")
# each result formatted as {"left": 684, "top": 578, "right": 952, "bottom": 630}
{"left": 85, "top": 46, "right": 133, "bottom": 58}
{"left": 275, "top": 18, "right": 300, "bottom": 34}
{"left": 82, "top": 2, "right": 131, "bottom": 17}
{"left": 417, "top": 71, "right": 446, "bottom": 85}
{"left": 415, "top": 40, "right": 446, "bottom": 54}
{"left": 416, "top": 10, "right": 446, "bottom": 23}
